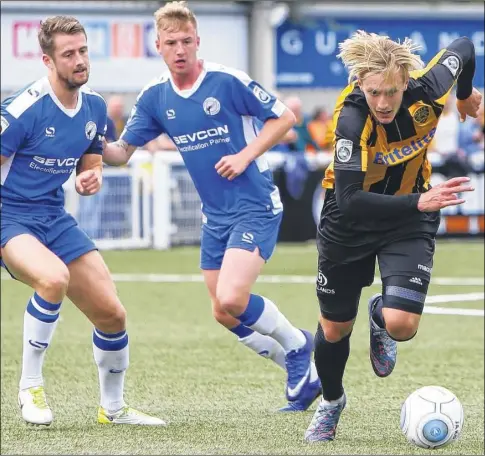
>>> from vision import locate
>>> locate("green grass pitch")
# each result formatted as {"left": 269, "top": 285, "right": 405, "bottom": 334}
{"left": 1, "top": 240, "right": 483, "bottom": 455}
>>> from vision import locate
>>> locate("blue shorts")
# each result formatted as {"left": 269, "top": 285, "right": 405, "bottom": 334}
{"left": 1, "top": 208, "right": 96, "bottom": 276}
{"left": 200, "top": 212, "right": 283, "bottom": 270}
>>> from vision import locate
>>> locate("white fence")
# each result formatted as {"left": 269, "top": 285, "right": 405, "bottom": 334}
{"left": 64, "top": 150, "right": 484, "bottom": 250}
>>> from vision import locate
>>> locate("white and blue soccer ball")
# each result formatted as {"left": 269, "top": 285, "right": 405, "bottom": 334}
{"left": 400, "top": 386, "right": 464, "bottom": 449}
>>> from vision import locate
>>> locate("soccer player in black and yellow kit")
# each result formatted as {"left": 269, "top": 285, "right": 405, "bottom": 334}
{"left": 305, "top": 31, "right": 482, "bottom": 442}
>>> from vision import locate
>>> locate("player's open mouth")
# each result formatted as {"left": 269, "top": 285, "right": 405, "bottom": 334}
{"left": 175, "top": 59, "right": 186, "bottom": 66}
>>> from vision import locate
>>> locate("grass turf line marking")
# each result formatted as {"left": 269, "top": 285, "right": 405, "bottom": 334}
{"left": 1, "top": 273, "right": 483, "bottom": 287}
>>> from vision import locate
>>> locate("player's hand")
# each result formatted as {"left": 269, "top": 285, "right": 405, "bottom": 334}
{"left": 417, "top": 177, "right": 474, "bottom": 212}
{"left": 215, "top": 153, "right": 250, "bottom": 180}
{"left": 456, "top": 88, "right": 483, "bottom": 123}
{"left": 75, "top": 170, "right": 102, "bottom": 196}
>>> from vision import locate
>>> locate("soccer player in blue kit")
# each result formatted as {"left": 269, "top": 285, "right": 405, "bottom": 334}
{"left": 102, "top": 1, "right": 322, "bottom": 412}
{"left": 1, "top": 16, "right": 165, "bottom": 426}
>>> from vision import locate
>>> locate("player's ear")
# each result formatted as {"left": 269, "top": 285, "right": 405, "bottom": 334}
{"left": 403, "top": 77, "right": 409, "bottom": 91}
{"left": 42, "top": 54, "right": 53, "bottom": 70}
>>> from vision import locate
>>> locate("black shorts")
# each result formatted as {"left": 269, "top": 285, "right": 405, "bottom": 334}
{"left": 316, "top": 234, "right": 436, "bottom": 322}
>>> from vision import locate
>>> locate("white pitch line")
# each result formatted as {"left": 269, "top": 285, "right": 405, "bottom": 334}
{"left": 425, "top": 292, "right": 484, "bottom": 304}
{"left": 1, "top": 273, "right": 483, "bottom": 286}
{"left": 423, "top": 306, "right": 484, "bottom": 317}
{"left": 2, "top": 273, "right": 483, "bottom": 317}
{"left": 108, "top": 274, "right": 482, "bottom": 286}
{"left": 109, "top": 274, "right": 485, "bottom": 287}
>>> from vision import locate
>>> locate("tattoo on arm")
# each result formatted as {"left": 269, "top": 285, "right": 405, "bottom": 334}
{"left": 113, "top": 139, "right": 129, "bottom": 151}
{"left": 111, "top": 138, "right": 137, "bottom": 160}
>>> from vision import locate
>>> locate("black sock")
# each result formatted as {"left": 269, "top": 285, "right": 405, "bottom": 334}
{"left": 371, "top": 296, "right": 386, "bottom": 328}
{"left": 314, "top": 323, "right": 351, "bottom": 401}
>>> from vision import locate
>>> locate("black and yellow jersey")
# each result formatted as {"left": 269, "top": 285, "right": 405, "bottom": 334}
{"left": 318, "top": 37, "right": 476, "bottom": 247}
{"left": 323, "top": 47, "right": 463, "bottom": 194}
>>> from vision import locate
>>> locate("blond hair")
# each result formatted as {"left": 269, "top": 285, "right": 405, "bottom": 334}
{"left": 154, "top": 1, "right": 197, "bottom": 33}
{"left": 337, "top": 30, "right": 424, "bottom": 84}
{"left": 38, "top": 16, "right": 86, "bottom": 56}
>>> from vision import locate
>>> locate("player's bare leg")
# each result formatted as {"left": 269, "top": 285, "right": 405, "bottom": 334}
{"left": 203, "top": 269, "right": 286, "bottom": 370}
{"left": 369, "top": 293, "right": 421, "bottom": 377}
{"left": 66, "top": 250, "right": 166, "bottom": 425}
{"left": 216, "top": 247, "right": 321, "bottom": 411}
{"left": 2, "top": 235, "right": 69, "bottom": 426}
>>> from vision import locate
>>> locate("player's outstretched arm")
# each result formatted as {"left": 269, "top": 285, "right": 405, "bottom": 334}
{"left": 417, "top": 177, "right": 475, "bottom": 212}
{"left": 102, "top": 139, "right": 138, "bottom": 166}
{"left": 75, "top": 153, "right": 103, "bottom": 196}
{"left": 457, "top": 87, "right": 483, "bottom": 122}
{"left": 420, "top": 37, "right": 480, "bottom": 120}
{"left": 216, "top": 108, "right": 296, "bottom": 180}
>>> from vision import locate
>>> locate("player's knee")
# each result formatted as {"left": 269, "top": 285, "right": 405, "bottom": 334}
{"left": 322, "top": 326, "right": 352, "bottom": 343}
{"left": 381, "top": 275, "right": 426, "bottom": 341}
{"left": 216, "top": 288, "right": 247, "bottom": 316}
{"left": 212, "top": 306, "right": 234, "bottom": 327}
{"left": 36, "top": 266, "right": 70, "bottom": 298}
{"left": 319, "top": 317, "right": 353, "bottom": 343}
{"left": 383, "top": 310, "right": 420, "bottom": 341}
{"left": 96, "top": 301, "right": 127, "bottom": 332}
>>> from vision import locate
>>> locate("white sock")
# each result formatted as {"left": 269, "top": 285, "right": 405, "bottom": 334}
{"left": 92, "top": 328, "right": 129, "bottom": 413}
{"left": 19, "top": 293, "right": 61, "bottom": 390}
{"left": 248, "top": 297, "right": 306, "bottom": 353}
{"left": 239, "top": 332, "right": 286, "bottom": 370}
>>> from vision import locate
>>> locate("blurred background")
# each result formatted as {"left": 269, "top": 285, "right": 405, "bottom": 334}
{"left": 2, "top": 0, "right": 484, "bottom": 250}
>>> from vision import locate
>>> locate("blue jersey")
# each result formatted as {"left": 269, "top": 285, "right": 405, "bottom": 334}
{"left": 1, "top": 77, "right": 107, "bottom": 211}
{"left": 121, "top": 61, "right": 285, "bottom": 226}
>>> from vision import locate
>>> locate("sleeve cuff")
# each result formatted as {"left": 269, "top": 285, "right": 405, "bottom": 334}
{"left": 120, "top": 129, "right": 147, "bottom": 147}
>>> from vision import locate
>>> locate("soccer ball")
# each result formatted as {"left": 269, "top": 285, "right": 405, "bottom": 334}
{"left": 400, "top": 386, "right": 464, "bottom": 449}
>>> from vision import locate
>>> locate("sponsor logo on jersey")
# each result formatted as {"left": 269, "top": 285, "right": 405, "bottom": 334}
{"left": 442, "top": 54, "right": 460, "bottom": 77}
{"left": 373, "top": 128, "right": 437, "bottom": 165}
{"left": 85, "top": 121, "right": 97, "bottom": 140}
{"left": 173, "top": 125, "right": 231, "bottom": 152}
{"left": 253, "top": 85, "right": 272, "bottom": 103}
{"left": 413, "top": 106, "right": 430, "bottom": 124}
{"left": 45, "top": 126, "right": 56, "bottom": 137}
{"left": 33, "top": 156, "right": 80, "bottom": 167}
{"left": 27, "top": 88, "right": 40, "bottom": 98}
{"left": 336, "top": 139, "right": 353, "bottom": 163}
{"left": 29, "top": 156, "right": 80, "bottom": 174}
{"left": 203, "top": 97, "right": 221, "bottom": 116}
{"left": 166, "top": 109, "right": 176, "bottom": 120}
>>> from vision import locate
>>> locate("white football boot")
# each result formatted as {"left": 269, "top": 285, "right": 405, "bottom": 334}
{"left": 18, "top": 386, "right": 53, "bottom": 426}
{"left": 97, "top": 406, "right": 167, "bottom": 426}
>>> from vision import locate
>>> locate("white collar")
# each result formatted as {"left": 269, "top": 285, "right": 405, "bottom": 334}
{"left": 45, "top": 77, "right": 83, "bottom": 118}
{"left": 169, "top": 61, "right": 207, "bottom": 99}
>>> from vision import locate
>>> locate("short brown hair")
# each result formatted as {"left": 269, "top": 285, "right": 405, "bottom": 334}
{"left": 38, "top": 16, "right": 86, "bottom": 56}
{"left": 154, "top": 1, "right": 197, "bottom": 33}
